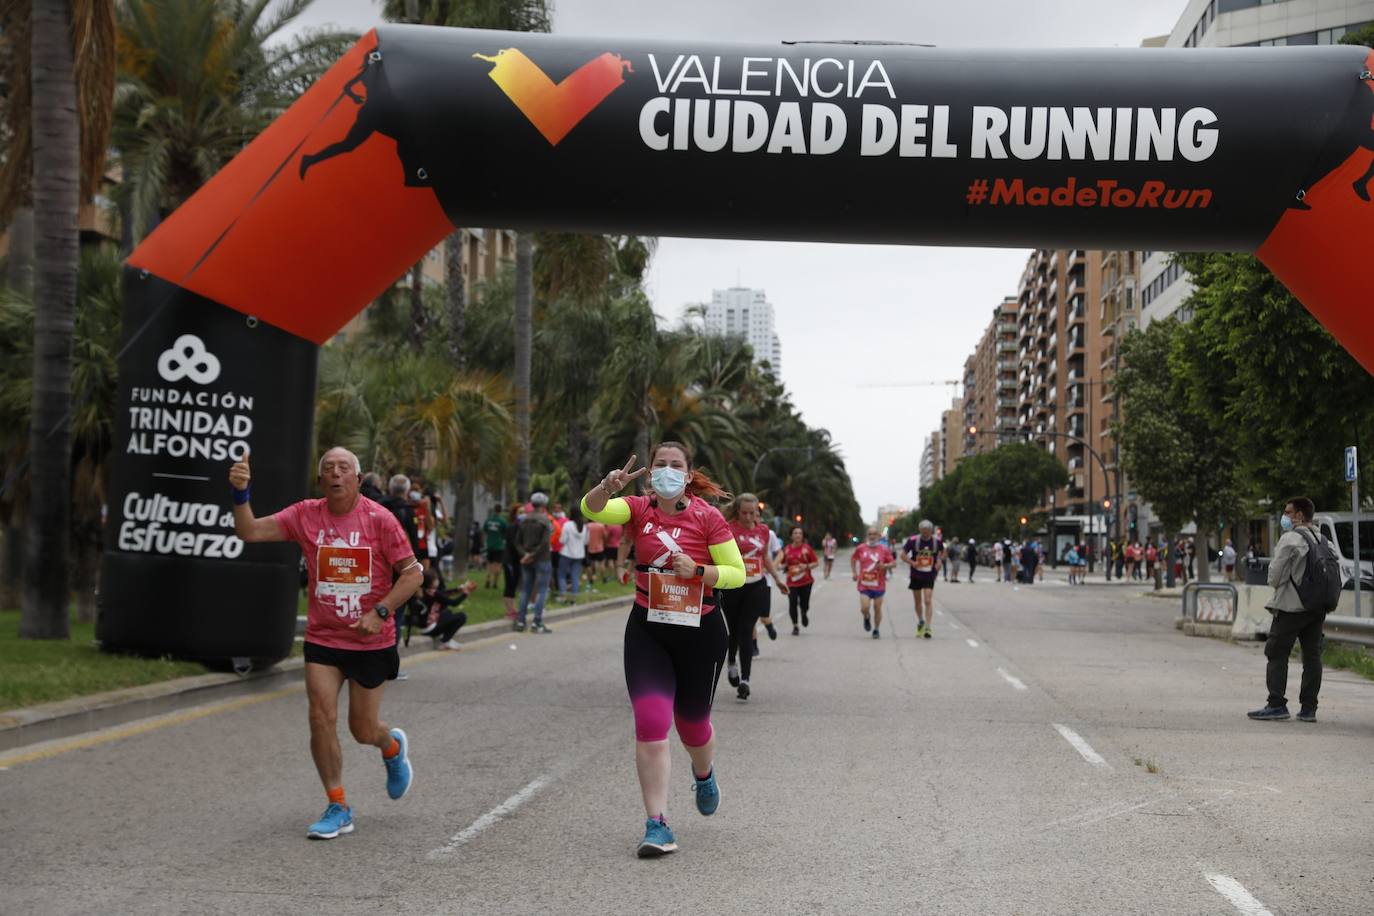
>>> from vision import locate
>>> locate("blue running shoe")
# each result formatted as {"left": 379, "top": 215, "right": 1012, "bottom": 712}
{"left": 692, "top": 769, "right": 720, "bottom": 816}
{"left": 637, "top": 818, "right": 678, "bottom": 858}
{"left": 384, "top": 727, "right": 413, "bottom": 799}
{"left": 307, "top": 803, "right": 353, "bottom": 840}
{"left": 1247, "top": 705, "right": 1290, "bottom": 721}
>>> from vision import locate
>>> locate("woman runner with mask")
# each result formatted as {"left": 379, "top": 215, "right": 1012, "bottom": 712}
{"left": 582, "top": 443, "right": 745, "bottom": 859}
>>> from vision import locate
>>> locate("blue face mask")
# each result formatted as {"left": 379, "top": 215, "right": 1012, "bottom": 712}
{"left": 651, "top": 466, "right": 687, "bottom": 500}
{"left": 1279, "top": 515, "right": 1294, "bottom": 532}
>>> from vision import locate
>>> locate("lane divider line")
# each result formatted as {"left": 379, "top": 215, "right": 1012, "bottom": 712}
{"left": 430, "top": 775, "right": 550, "bottom": 857}
{"left": 1052, "top": 723, "right": 1111, "bottom": 770}
{"left": 966, "top": 638, "right": 980, "bottom": 648}
{"left": 996, "top": 667, "right": 1028, "bottom": 691}
{"left": 1204, "top": 873, "right": 1275, "bottom": 916}
{"left": 0, "top": 686, "right": 301, "bottom": 769}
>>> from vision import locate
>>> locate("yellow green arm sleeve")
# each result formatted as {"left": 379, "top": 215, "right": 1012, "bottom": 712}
{"left": 581, "top": 495, "right": 631, "bottom": 525}
{"left": 708, "top": 539, "right": 746, "bottom": 590}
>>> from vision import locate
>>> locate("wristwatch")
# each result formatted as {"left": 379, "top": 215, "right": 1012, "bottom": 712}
{"left": 373, "top": 604, "right": 390, "bottom": 621}
{"left": 695, "top": 565, "right": 706, "bottom": 579}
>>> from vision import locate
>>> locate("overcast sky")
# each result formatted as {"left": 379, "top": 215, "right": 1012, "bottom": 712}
{"left": 287, "top": 0, "right": 1183, "bottom": 521}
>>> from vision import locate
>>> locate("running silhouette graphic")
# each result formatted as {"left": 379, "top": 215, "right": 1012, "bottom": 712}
{"left": 300, "top": 50, "right": 419, "bottom": 183}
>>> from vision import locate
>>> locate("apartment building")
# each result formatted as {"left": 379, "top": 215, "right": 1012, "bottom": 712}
{"left": 1014, "top": 249, "right": 1113, "bottom": 551}
{"left": 704, "top": 287, "right": 783, "bottom": 374}
{"left": 920, "top": 431, "right": 942, "bottom": 492}
{"left": 1097, "top": 250, "right": 1140, "bottom": 537}
{"left": 940, "top": 398, "right": 966, "bottom": 478}
{"left": 962, "top": 296, "right": 1020, "bottom": 459}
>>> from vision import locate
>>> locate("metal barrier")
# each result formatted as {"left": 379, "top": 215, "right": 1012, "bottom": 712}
{"left": 1324, "top": 614, "right": 1374, "bottom": 649}
{"left": 1182, "top": 582, "right": 1239, "bottom": 624}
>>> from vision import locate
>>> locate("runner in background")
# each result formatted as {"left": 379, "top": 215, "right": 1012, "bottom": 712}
{"left": 851, "top": 527, "right": 896, "bottom": 639}
{"left": 230, "top": 447, "right": 421, "bottom": 840}
{"left": 782, "top": 526, "right": 819, "bottom": 632}
{"left": 822, "top": 532, "right": 838, "bottom": 579}
{"left": 757, "top": 525, "right": 784, "bottom": 652}
{"left": 721, "top": 493, "right": 788, "bottom": 699}
{"left": 585, "top": 515, "right": 607, "bottom": 591}
{"left": 902, "top": 520, "right": 942, "bottom": 638}
{"left": 603, "top": 518, "right": 624, "bottom": 584}
{"left": 581, "top": 444, "right": 745, "bottom": 858}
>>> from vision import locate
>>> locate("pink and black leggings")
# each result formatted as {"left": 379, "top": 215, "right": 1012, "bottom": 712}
{"left": 624, "top": 603, "right": 728, "bottom": 747}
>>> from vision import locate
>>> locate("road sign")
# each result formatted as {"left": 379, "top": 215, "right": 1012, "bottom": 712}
{"left": 1345, "top": 446, "right": 1358, "bottom": 482}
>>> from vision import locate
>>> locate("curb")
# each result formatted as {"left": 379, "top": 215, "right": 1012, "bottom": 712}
{"left": 0, "top": 594, "right": 633, "bottom": 754}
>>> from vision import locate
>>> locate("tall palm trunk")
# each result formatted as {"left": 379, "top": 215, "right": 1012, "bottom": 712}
{"left": 21, "top": 0, "right": 79, "bottom": 639}
{"left": 1, "top": 209, "right": 34, "bottom": 610}
{"left": 444, "top": 231, "right": 465, "bottom": 363}
{"left": 444, "top": 231, "right": 474, "bottom": 569}
{"left": 409, "top": 261, "right": 426, "bottom": 349}
{"left": 514, "top": 233, "right": 532, "bottom": 498}
{"left": 0, "top": 523, "right": 24, "bottom": 610}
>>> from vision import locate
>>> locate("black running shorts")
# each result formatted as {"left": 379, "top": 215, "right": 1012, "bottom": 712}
{"left": 303, "top": 641, "right": 400, "bottom": 689}
{"left": 909, "top": 577, "right": 936, "bottom": 591}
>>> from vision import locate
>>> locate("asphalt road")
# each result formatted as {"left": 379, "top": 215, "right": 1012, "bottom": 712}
{"left": 2, "top": 565, "right": 1371, "bottom": 915}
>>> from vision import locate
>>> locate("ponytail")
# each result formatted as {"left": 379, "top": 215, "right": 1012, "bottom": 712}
{"left": 688, "top": 468, "right": 732, "bottom": 503}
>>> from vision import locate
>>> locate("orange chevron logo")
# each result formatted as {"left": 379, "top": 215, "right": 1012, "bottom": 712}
{"left": 474, "top": 49, "right": 633, "bottom": 146}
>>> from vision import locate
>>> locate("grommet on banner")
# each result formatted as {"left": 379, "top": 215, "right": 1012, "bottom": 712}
{"left": 417, "top": 167, "right": 429, "bottom": 180}
{"left": 1295, "top": 189, "right": 1307, "bottom": 202}
{"left": 139, "top": 269, "right": 148, "bottom": 280}
{"left": 369, "top": 50, "right": 382, "bottom": 62}
{"left": 1360, "top": 69, "right": 1371, "bottom": 81}
{"left": 245, "top": 315, "right": 259, "bottom": 329}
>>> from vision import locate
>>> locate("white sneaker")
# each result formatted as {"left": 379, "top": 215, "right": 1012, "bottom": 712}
{"left": 440, "top": 640, "right": 463, "bottom": 651}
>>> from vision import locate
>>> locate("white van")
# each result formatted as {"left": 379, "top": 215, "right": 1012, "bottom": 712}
{"left": 1311, "top": 512, "right": 1374, "bottom": 588}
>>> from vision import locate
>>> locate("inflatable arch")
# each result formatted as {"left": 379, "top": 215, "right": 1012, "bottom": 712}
{"left": 98, "top": 26, "right": 1374, "bottom": 662}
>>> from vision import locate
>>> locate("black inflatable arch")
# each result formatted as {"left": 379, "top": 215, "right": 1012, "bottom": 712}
{"left": 99, "top": 27, "right": 1374, "bottom": 662}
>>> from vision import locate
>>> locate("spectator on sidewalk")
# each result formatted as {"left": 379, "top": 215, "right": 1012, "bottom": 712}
{"left": 417, "top": 567, "right": 475, "bottom": 650}
{"left": 1222, "top": 539, "right": 1237, "bottom": 582}
{"left": 947, "top": 538, "right": 962, "bottom": 583}
{"left": 966, "top": 538, "right": 978, "bottom": 582}
{"left": 557, "top": 507, "right": 589, "bottom": 601}
{"left": 501, "top": 503, "right": 522, "bottom": 619}
{"left": 515, "top": 493, "right": 555, "bottom": 633}
{"left": 1249, "top": 496, "right": 1329, "bottom": 723}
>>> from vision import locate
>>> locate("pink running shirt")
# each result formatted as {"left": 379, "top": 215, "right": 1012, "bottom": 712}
{"left": 624, "top": 495, "right": 732, "bottom": 615}
{"left": 274, "top": 495, "right": 416, "bottom": 651}
{"left": 853, "top": 543, "right": 895, "bottom": 592}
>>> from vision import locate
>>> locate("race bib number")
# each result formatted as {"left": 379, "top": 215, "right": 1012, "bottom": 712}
{"left": 743, "top": 555, "right": 763, "bottom": 577}
{"left": 646, "top": 571, "right": 703, "bottom": 627}
{"left": 914, "top": 554, "right": 934, "bottom": 572}
{"left": 788, "top": 565, "right": 805, "bottom": 583}
{"left": 860, "top": 570, "right": 880, "bottom": 589}
{"left": 316, "top": 545, "right": 373, "bottom": 599}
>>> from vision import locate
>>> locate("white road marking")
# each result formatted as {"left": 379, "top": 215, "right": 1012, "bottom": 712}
{"left": 430, "top": 776, "right": 550, "bottom": 856}
{"left": 966, "top": 638, "right": 980, "bottom": 648}
{"left": 946, "top": 621, "right": 959, "bottom": 630}
{"left": 1052, "top": 723, "right": 1111, "bottom": 769}
{"left": 996, "top": 667, "right": 1028, "bottom": 691}
{"left": 1204, "top": 874, "right": 1275, "bottom": 916}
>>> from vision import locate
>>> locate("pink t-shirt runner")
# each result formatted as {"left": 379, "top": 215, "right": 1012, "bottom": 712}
{"left": 728, "top": 520, "right": 772, "bottom": 583}
{"left": 604, "top": 523, "right": 623, "bottom": 549}
{"left": 853, "top": 543, "right": 895, "bottom": 592}
{"left": 274, "top": 495, "right": 416, "bottom": 651}
{"left": 623, "top": 494, "right": 732, "bottom": 615}
{"left": 782, "top": 543, "right": 818, "bottom": 586}
{"left": 586, "top": 521, "right": 607, "bottom": 554}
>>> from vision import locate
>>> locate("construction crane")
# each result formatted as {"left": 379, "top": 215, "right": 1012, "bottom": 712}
{"left": 857, "top": 379, "right": 961, "bottom": 390}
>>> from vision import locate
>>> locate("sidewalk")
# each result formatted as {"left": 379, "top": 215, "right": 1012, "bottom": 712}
{"left": 0, "top": 593, "right": 633, "bottom": 754}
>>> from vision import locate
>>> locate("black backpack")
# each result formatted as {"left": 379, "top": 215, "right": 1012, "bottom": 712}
{"left": 1292, "top": 527, "right": 1342, "bottom": 614}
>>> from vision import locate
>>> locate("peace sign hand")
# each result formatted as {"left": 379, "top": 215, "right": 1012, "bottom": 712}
{"left": 601, "top": 455, "right": 647, "bottom": 495}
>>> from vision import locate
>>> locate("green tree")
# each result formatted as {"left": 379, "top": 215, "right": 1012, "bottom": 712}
{"left": 1, "top": 246, "right": 123, "bottom": 623}
{"left": 1338, "top": 23, "right": 1374, "bottom": 47}
{"left": 914, "top": 443, "right": 1068, "bottom": 542}
{"left": 112, "top": 0, "right": 354, "bottom": 243}
{"left": 1174, "top": 253, "right": 1374, "bottom": 511}
{"left": 1114, "top": 316, "right": 1243, "bottom": 584}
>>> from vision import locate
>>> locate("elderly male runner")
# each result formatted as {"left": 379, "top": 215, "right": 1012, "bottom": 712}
{"left": 230, "top": 446, "right": 423, "bottom": 839}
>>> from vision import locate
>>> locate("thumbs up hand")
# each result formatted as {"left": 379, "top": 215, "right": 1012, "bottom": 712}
{"left": 229, "top": 449, "right": 252, "bottom": 493}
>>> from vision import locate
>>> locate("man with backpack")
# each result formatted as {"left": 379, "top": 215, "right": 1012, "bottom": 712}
{"left": 1249, "top": 496, "right": 1340, "bottom": 723}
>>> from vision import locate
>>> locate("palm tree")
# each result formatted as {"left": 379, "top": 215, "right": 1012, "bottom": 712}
{"left": 513, "top": 234, "right": 533, "bottom": 497}
{"left": 112, "top": 0, "right": 353, "bottom": 243}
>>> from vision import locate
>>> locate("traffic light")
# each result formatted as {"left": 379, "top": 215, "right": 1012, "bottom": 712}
{"left": 794, "top": 514, "right": 803, "bottom": 523}
{"left": 1019, "top": 515, "right": 1029, "bottom": 526}
{"left": 1102, "top": 499, "right": 1112, "bottom": 510}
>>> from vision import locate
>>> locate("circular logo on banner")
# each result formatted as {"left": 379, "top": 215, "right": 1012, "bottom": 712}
{"left": 157, "top": 334, "right": 222, "bottom": 385}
